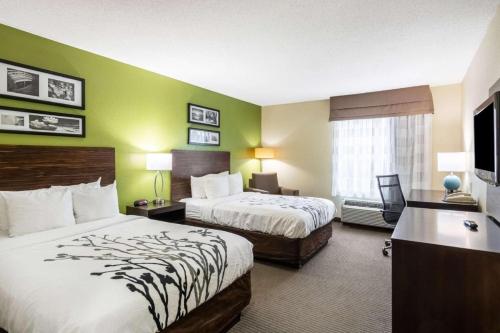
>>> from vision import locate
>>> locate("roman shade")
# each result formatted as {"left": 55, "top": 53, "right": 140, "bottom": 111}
{"left": 329, "top": 85, "right": 434, "bottom": 121}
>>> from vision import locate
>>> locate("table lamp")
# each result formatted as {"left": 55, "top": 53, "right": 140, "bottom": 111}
{"left": 146, "top": 153, "right": 172, "bottom": 205}
{"left": 255, "top": 148, "right": 275, "bottom": 171}
{"left": 437, "top": 152, "right": 466, "bottom": 193}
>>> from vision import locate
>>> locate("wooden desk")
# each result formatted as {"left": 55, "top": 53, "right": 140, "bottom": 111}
{"left": 406, "top": 189, "right": 479, "bottom": 212}
{"left": 392, "top": 208, "right": 500, "bottom": 333}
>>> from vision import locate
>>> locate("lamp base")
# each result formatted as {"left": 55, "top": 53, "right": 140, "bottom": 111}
{"left": 153, "top": 198, "right": 165, "bottom": 205}
{"left": 443, "top": 173, "right": 461, "bottom": 192}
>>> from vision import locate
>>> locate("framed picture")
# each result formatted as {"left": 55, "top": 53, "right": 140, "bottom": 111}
{"left": 188, "top": 103, "right": 220, "bottom": 127}
{"left": 188, "top": 127, "right": 220, "bottom": 146}
{"left": 0, "top": 59, "right": 85, "bottom": 110}
{"left": 0, "top": 105, "right": 85, "bottom": 137}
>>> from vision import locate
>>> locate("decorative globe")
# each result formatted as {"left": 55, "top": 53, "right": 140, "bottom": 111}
{"left": 443, "top": 174, "right": 461, "bottom": 191}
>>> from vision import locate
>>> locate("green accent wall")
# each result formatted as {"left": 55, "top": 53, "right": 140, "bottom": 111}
{"left": 0, "top": 24, "right": 261, "bottom": 211}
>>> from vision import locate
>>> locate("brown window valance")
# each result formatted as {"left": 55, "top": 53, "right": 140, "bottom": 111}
{"left": 329, "top": 85, "right": 434, "bottom": 121}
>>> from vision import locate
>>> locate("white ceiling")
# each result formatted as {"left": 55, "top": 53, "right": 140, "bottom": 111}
{"left": 0, "top": 0, "right": 498, "bottom": 106}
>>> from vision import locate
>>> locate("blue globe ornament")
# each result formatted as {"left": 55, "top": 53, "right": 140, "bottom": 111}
{"left": 443, "top": 174, "right": 461, "bottom": 191}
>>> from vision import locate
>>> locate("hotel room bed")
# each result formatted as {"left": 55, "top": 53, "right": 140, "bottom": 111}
{"left": 0, "top": 215, "right": 253, "bottom": 333}
{"left": 181, "top": 192, "right": 334, "bottom": 238}
{"left": 0, "top": 145, "right": 253, "bottom": 333}
{"left": 171, "top": 150, "right": 335, "bottom": 267}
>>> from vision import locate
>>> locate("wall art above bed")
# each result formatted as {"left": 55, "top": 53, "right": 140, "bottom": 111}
{"left": 188, "top": 127, "right": 220, "bottom": 146}
{"left": 0, "top": 105, "right": 85, "bottom": 137}
{"left": 188, "top": 103, "right": 220, "bottom": 127}
{"left": 0, "top": 59, "right": 85, "bottom": 110}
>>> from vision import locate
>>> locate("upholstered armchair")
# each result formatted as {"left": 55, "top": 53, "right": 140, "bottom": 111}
{"left": 247, "top": 172, "right": 299, "bottom": 196}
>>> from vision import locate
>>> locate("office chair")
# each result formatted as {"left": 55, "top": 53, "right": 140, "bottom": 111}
{"left": 376, "top": 174, "right": 406, "bottom": 256}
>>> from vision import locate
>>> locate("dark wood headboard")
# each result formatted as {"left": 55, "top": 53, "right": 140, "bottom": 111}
{"left": 171, "top": 149, "right": 230, "bottom": 201}
{"left": 0, "top": 145, "right": 115, "bottom": 191}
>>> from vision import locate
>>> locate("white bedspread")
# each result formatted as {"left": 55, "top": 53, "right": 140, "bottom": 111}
{"left": 181, "top": 192, "right": 336, "bottom": 238}
{"left": 0, "top": 215, "right": 253, "bottom": 333}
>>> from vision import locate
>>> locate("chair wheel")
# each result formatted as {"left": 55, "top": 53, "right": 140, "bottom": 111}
{"left": 385, "top": 240, "right": 391, "bottom": 246}
{"left": 382, "top": 249, "right": 389, "bottom": 256}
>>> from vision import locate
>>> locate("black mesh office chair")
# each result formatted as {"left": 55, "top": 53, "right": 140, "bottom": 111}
{"left": 376, "top": 174, "right": 406, "bottom": 256}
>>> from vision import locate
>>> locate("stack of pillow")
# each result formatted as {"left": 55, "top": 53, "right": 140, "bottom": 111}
{"left": 190, "top": 171, "right": 244, "bottom": 199}
{"left": 0, "top": 178, "right": 119, "bottom": 237}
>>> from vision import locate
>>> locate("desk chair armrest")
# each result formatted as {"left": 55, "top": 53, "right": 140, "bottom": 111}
{"left": 280, "top": 187, "right": 300, "bottom": 196}
{"left": 245, "top": 187, "right": 270, "bottom": 194}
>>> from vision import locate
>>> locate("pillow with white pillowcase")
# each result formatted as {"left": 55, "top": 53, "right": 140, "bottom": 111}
{"left": 191, "top": 171, "right": 229, "bottom": 199}
{"left": 0, "top": 187, "right": 52, "bottom": 232}
{"left": 204, "top": 175, "right": 230, "bottom": 199}
{"left": 72, "top": 181, "right": 119, "bottom": 224}
{"left": 51, "top": 177, "right": 101, "bottom": 191}
{"left": 2, "top": 189, "right": 75, "bottom": 237}
{"left": 228, "top": 172, "right": 244, "bottom": 195}
{"left": 0, "top": 179, "right": 102, "bottom": 232}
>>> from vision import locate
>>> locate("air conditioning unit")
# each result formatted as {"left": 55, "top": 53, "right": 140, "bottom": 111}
{"left": 341, "top": 199, "right": 395, "bottom": 229}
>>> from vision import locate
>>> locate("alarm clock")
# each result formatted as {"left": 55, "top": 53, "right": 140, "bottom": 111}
{"left": 133, "top": 199, "right": 149, "bottom": 207}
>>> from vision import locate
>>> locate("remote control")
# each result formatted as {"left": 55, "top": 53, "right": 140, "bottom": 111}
{"left": 464, "top": 220, "right": 478, "bottom": 230}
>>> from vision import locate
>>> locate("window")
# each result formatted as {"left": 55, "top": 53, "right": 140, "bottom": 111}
{"left": 331, "top": 114, "right": 432, "bottom": 199}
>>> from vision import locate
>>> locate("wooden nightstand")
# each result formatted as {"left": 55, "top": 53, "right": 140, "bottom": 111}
{"left": 126, "top": 201, "right": 186, "bottom": 223}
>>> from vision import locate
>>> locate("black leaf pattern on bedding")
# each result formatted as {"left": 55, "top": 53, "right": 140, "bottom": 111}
{"left": 239, "top": 195, "right": 329, "bottom": 228}
{"left": 44, "top": 229, "right": 228, "bottom": 331}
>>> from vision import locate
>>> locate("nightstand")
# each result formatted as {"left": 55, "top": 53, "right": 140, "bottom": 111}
{"left": 126, "top": 201, "right": 186, "bottom": 223}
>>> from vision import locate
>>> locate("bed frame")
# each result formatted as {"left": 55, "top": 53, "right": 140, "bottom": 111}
{"left": 0, "top": 145, "right": 251, "bottom": 333}
{"left": 171, "top": 149, "right": 333, "bottom": 267}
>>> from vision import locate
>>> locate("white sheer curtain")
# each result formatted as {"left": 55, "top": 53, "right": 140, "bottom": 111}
{"left": 331, "top": 114, "right": 432, "bottom": 199}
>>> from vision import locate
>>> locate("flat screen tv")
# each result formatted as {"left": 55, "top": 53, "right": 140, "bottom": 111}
{"left": 474, "top": 91, "right": 500, "bottom": 185}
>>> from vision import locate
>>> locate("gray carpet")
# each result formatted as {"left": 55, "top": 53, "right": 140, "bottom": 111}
{"left": 230, "top": 222, "right": 392, "bottom": 333}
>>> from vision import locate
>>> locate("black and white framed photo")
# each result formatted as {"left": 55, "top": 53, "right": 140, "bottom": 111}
{"left": 0, "top": 105, "right": 85, "bottom": 137}
{"left": 188, "top": 127, "right": 220, "bottom": 146}
{"left": 0, "top": 59, "right": 85, "bottom": 110}
{"left": 188, "top": 103, "right": 220, "bottom": 127}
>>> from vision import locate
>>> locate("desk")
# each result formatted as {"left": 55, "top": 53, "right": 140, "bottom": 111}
{"left": 392, "top": 208, "right": 500, "bottom": 333}
{"left": 406, "top": 189, "right": 479, "bottom": 212}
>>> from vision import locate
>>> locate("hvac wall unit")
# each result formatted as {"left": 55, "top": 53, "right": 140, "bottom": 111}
{"left": 341, "top": 199, "right": 395, "bottom": 229}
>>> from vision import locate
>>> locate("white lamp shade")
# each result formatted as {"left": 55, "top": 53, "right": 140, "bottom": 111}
{"left": 146, "top": 153, "right": 172, "bottom": 171}
{"left": 437, "top": 152, "right": 466, "bottom": 172}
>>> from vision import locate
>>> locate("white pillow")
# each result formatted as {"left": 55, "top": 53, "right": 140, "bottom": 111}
{"left": 2, "top": 189, "right": 75, "bottom": 237}
{"left": 51, "top": 177, "right": 101, "bottom": 191}
{"left": 72, "top": 182, "right": 119, "bottom": 224}
{"left": 191, "top": 171, "right": 229, "bottom": 199}
{"left": 228, "top": 172, "right": 244, "bottom": 195}
{"left": 190, "top": 176, "right": 207, "bottom": 199}
{"left": 205, "top": 175, "right": 230, "bottom": 199}
{"left": 0, "top": 188, "right": 52, "bottom": 232}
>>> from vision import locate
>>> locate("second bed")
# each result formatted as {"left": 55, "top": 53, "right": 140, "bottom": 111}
{"left": 171, "top": 150, "right": 336, "bottom": 267}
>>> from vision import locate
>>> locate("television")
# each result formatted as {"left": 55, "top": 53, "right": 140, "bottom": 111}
{"left": 474, "top": 91, "right": 500, "bottom": 185}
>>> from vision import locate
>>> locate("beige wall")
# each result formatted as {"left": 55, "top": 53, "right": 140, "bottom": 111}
{"left": 261, "top": 100, "right": 332, "bottom": 199}
{"left": 261, "top": 85, "right": 463, "bottom": 211}
{"left": 462, "top": 6, "right": 500, "bottom": 211}
{"left": 430, "top": 84, "right": 463, "bottom": 190}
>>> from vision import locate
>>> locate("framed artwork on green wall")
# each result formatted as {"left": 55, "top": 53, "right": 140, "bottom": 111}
{"left": 0, "top": 59, "right": 85, "bottom": 110}
{"left": 188, "top": 127, "right": 220, "bottom": 146}
{"left": 0, "top": 105, "right": 85, "bottom": 137}
{"left": 188, "top": 103, "right": 220, "bottom": 127}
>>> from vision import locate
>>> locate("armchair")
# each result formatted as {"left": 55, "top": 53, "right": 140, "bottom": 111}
{"left": 247, "top": 172, "right": 299, "bottom": 196}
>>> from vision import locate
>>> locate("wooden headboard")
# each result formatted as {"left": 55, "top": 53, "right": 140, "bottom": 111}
{"left": 0, "top": 145, "right": 115, "bottom": 191}
{"left": 171, "top": 149, "right": 230, "bottom": 201}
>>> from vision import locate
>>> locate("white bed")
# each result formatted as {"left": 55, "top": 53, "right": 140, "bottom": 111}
{"left": 0, "top": 214, "right": 253, "bottom": 333}
{"left": 181, "top": 192, "right": 336, "bottom": 238}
